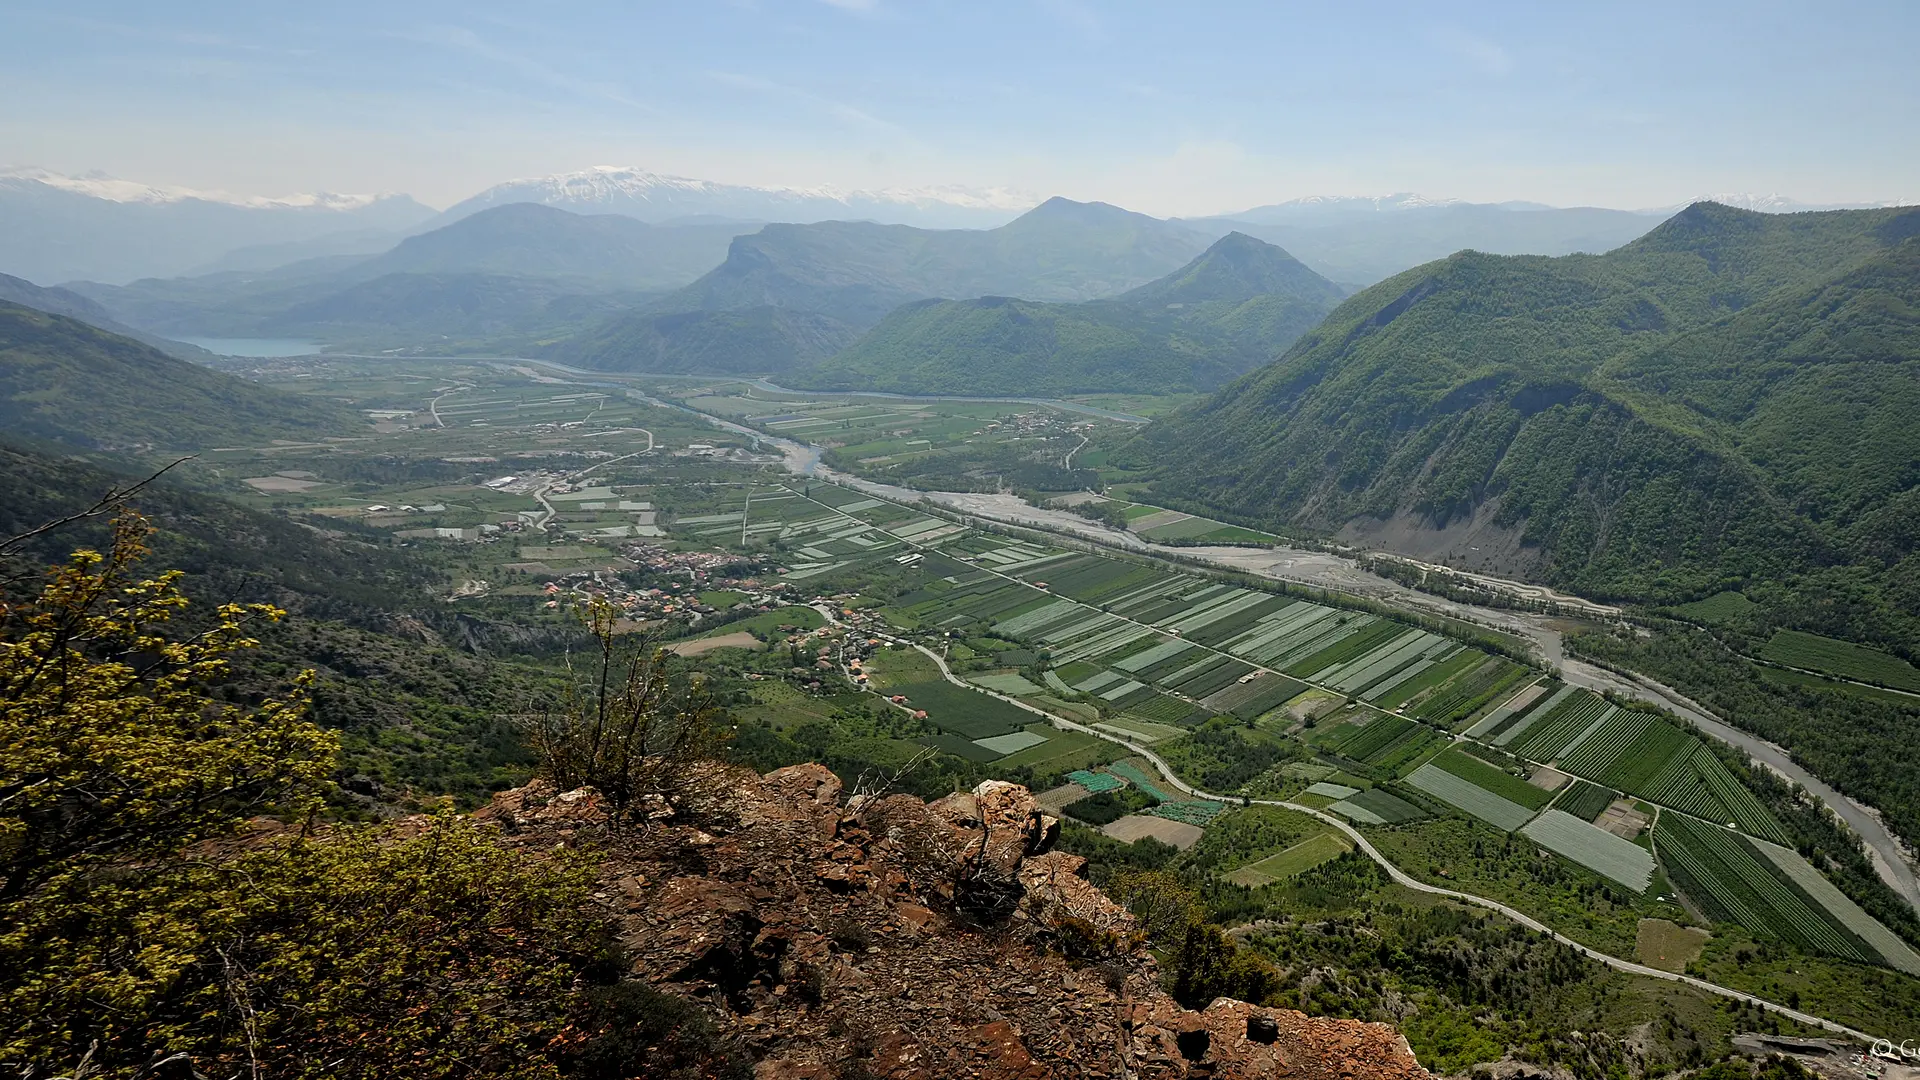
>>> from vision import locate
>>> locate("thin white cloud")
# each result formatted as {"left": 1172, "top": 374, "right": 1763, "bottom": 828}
{"left": 412, "top": 25, "right": 658, "bottom": 114}
{"left": 817, "top": 0, "right": 878, "bottom": 9}
{"left": 708, "top": 70, "right": 907, "bottom": 137}
{"left": 1432, "top": 27, "right": 1513, "bottom": 77}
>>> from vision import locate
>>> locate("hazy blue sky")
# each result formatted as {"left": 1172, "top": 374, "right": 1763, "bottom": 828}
{"left": 2, "top": 0, "right": 1914, "bottom": 213}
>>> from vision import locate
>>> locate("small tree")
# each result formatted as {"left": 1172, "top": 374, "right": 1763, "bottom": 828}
{"left": 518, "top": 598, "right": 730, "bottom": 819}
{"left": 0, "top": 514, "right": 335, "bottom": 902}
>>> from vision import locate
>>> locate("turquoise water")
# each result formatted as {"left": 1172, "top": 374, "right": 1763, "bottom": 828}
{"left": 177, "top": 337, "right": 324, "bottom": 357}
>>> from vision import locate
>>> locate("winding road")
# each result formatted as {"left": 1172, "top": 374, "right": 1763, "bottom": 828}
{"left": 875, "top": 633, "right": 1881, "bottom": 1045}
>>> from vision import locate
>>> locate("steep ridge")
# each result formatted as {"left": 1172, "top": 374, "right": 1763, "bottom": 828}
{"left": 480, "top": 765, "right": 1430, "bottom": 1079}
{"left": 0, "top": 302, "right": 358, "bottom": 450}
{"left": 1132, "top": 202, "right": 1920, "bottom": 607}
{"left": 552, "top": 198, "right": 1221, "bottom": 373}
{"left": 0, "top": 271, "right": 212, "bottom": 360}
{"left": 788, "top": 233, "right": 1344, "bottom": 395}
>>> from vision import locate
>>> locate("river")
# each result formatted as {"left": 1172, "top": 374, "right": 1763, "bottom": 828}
{"left": 498, "top": 356, "right": 1920, "bottom": 914}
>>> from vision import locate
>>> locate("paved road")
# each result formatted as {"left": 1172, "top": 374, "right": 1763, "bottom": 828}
{"left": 876, "top": 638, "right": 1878, "bottom": 1044}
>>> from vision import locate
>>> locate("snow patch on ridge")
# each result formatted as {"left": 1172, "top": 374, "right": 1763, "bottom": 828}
{"left": 0, "top": 166, "right": 400, "bottom": 211}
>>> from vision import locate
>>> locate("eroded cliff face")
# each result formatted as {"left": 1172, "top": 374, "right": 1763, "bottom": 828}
{"left": 477, "top": 766, "right": 1430, "bottom": 1080}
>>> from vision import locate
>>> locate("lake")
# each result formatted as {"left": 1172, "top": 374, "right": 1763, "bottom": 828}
{"left": 177, "top": 337, "right": 325, "bottom": 357}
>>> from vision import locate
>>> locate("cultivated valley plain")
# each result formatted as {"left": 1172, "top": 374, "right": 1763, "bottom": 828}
{"left": 76, "top": 351, "right": 1917, "bottom": 1068}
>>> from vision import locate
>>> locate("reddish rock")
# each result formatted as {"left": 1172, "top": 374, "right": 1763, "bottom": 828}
{"left": 486, "top": 770, "right": 1429, "bottom": 1080}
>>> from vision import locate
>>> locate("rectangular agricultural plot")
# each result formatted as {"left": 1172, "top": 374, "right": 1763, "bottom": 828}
{"left": 1333, "top": 787, "right": 1427, "bottom": 824}
{"left": 1304, "top": 782, "right": 1361, "bottom": 800}
{"left": 1225, "top": 832, "right": 1353, "bottom": 886}
{"left": 1759, "top": 629, "right": 1920, "bottom": 693}
{"left": 1407, "top": 762, "right": 1539, "bottom": 832}
{"left": 890, "top": 680, "right": 1033, "bottom": 739}
{"left": 1431, "top": 748, "right": 1554, "bottom": 810}
{"left": 1521, "top": 809, "right": 1656, "bottom": 892}
{"left": 972, "top": 730, "right": 1051, "bottom": 756}
{"left": 969, "top": 672, "right": 1045, "bottom": 695}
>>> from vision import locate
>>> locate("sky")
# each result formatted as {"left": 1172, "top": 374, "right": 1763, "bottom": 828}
{"left": 1, "top": 0, "right": 1915, "bottom": 214}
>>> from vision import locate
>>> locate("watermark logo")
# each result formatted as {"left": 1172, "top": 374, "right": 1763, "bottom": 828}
{"left": 1869, "top": 1038, "right": 1918, "bottom": 1062}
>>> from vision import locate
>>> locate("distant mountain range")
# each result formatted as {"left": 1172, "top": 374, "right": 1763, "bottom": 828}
{"left": 549, "top": 197, "right": 1220, "bottom": 374}
{"left": 441, "top": 165, "right": 1033, "bottom": 229}
{"left": 0, "top": 167, "right": 436, "bottom": 285}
{"left": 7, "top": 160, "right": 1905, "bottom": 291}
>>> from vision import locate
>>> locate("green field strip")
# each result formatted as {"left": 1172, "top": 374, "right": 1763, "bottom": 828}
{"left": 1489, "top": 680, "right": 1582, "bottom": 737}
{"left": 1318, "top": 628, "right": 1428, "bottom": 690}
{"left": 1407, "top": 656, "right": 1530, "bottom": 726}
{"left": 1371, "top": 648, "right": 1486, "bottom": 712}
{"left": 1293, "top": 619, "right": 1401, "bottom": 681}
{"left": 1169, "top": 658, "right": 1258, "bottom": 700}
{"left": 1114, "top": 636, "right": 1195, "bottom": 673}
{"left": 1521, "top": 809, "right": 1656, "bottom": 891}
{"left": 1154, "top": 652, "right": 1227, "bottom": 689}
{"left": 1430, "top": 748, "right": 1554, "bottom": 810}
{"left": 1750, "top": 839, "right": 1920, "bottom": 975}
{"left": 1163, "top": 589, "right": 1271, "bottom": 634}
{"left": 1551, "top": 779, "right": 1619, "bottom": 821}
{"left": 1106, "top": 760, "right": 1172, "bottom": 803}
{"left": 1343, "top": 787, "right": 1427, "bottom": 823}
{"left": 1225, "top": 832, "right": 1354, "bottom": 885}
{"left": 1360, "top": 659, "right": 1433, "bottom": 703}
{"left": 1759, "top": 629, "right": 1920, "bottom": 693}
{"left": 1187, "top": 594, "right": 1298, "bottom": 647}
{"left": 1406, "top": 762, "right": 1539, "bottom": 832}
{"left": 1655, "top": 814, "right": 1875, "bottom": 964}
{"left": 1557, "top": 707, "right": 1642, "bottom": 773}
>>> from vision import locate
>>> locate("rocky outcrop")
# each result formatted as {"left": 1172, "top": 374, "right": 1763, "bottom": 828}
{"left": 478, "top": 766, "right": 1429, "bottom": 1079}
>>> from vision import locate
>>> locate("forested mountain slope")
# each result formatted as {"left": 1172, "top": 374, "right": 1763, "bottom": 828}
{"left": 0, "top": 302, "right": 359, "bottom": 450}
{"left": 789, "top": 233, "right": 1344, "bottom": 395}
{"left": 1132, "top": 202, "right": 1920, "bottom": 638}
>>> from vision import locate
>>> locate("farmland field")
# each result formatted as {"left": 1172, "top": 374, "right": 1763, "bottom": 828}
{"left": 1520, "top": 809, "right": 1656, "bottom": 891}
{"left": 1759, "top": 629, "right": 1920, "bottom": 693}
{"left": 1553, "top": 779, "right": 1619, "bottom": 822}
{"left": 887, "top": 680, "right": 1033, "bottom": 739}
{"left": 1328, "top": 787, "right": 1427, "bottom": 825}
{"left": 1653, "top": 814, "right": 1876, "bottom": 964}
{"left": 1223, "top": 831, "right": 1352, "bottom": 886}
{"left": 1430, "top": 749, "right": 1553, "bottom": 810}
{"left": 1671, "top": 591, "right": 1757, "bottom": 624}
{"left": 1406, "top": 762, "right": 1538, "bottom": 832}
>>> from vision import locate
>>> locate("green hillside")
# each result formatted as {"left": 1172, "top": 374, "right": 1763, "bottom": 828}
{"left": 547, "top": 304, "right": 861, "bottom": 374}
{"left": 0, "top": 301, "right": 358, "bottom": 450}
{"left": 789, "top": 232, "right": 1343, "bottom": 395}
{"left": 1132, "top": 203, "right": 1920, "bottom": 633}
